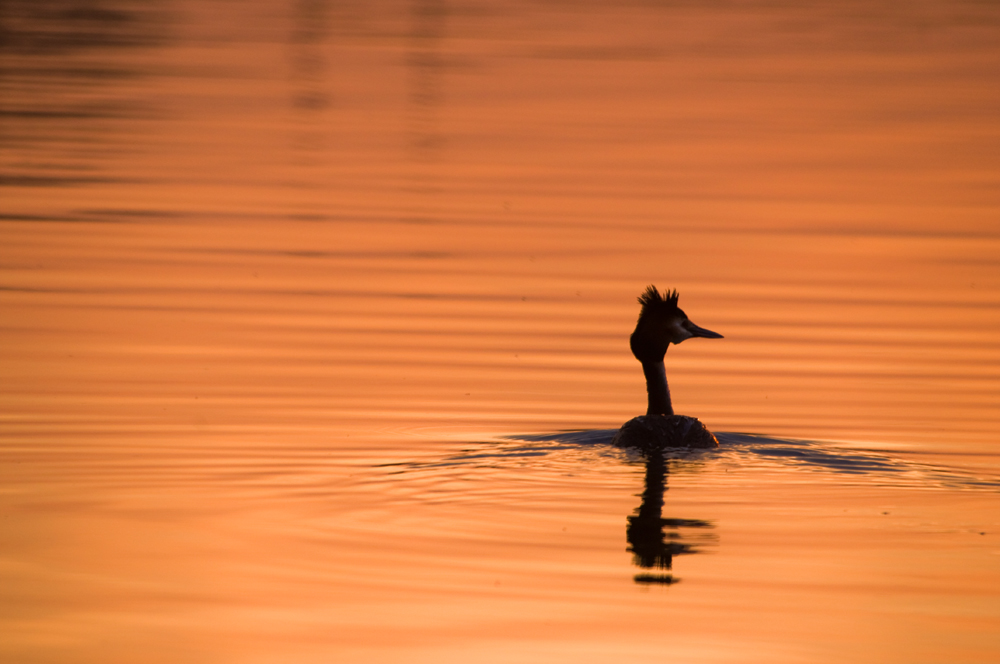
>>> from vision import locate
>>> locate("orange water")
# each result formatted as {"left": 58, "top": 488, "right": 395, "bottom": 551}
{"left": 2, "top": 1, "right": 999, "bottom": 662}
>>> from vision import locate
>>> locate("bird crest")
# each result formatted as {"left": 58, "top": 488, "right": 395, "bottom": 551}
{"left": 637, "top": 285, "right": 679, "bottom": 319}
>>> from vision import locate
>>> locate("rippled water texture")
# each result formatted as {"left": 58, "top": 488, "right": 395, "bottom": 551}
{"left": 2, "top": 1, "right": 999, "bottom": 662}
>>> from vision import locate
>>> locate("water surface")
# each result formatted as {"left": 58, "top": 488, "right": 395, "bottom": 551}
{"left": 2, "top": 1, "right": 999, "bottom": 662}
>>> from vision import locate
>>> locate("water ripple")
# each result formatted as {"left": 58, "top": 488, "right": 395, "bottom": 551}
{"left": 380, "top": 429, "right": 1000, "bottom": 492}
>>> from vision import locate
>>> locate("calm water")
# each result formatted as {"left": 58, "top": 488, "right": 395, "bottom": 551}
{"left": 2, "top": 1, "right": 999, "bottom": 662}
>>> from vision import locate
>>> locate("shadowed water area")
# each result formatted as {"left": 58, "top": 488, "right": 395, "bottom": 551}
{"left": 2, "top": 1, "right": 999, "bottom": 662}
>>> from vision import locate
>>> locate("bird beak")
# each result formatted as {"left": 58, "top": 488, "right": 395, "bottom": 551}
{"left": 684, "top": 320, "right": 723, "bottom": 339}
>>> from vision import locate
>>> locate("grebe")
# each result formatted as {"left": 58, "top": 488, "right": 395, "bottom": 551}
{"left": 611, "top": 286, "right": 723, "bottom": 450}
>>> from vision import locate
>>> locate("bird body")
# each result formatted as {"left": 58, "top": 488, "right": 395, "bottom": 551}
{"left": 613, "top": 286, "right": 722, "bottom": 450}
{"left": 612, "top": 414, "right": 718, "bottom": 450}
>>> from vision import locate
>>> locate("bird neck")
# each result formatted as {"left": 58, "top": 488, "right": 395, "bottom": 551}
{"left": 641, "top": 359, "right": 673, "bottom": 416}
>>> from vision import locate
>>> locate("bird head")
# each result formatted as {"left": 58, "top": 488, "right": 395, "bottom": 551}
{"left": 629, "top": 285, "right": 723, "bottom": 363}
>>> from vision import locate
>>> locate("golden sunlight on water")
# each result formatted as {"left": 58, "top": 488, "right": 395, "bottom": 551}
{"left": 1, "top": 1, "right": 999, "bottom": 662}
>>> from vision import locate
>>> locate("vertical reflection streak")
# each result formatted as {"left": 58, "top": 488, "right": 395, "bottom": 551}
{"left": 627, "top": 452, "right": 715, "bottom": 585}
{"left": 285, "top": 0, "right": 332, "bottom": 216}
{"left": 406, "top": 0, "right": 446, "bottom": 160}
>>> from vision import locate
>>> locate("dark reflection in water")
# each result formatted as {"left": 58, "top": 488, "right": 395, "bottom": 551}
{"left": 503, "top": 429, "right": 998, "bottom": 583}
{"left": 286, "top": 0, "right": 333, "bottom": 199}
{"left": 289, "top": 0, "right": 331, "bottom": 113}
{"left": 0, "top": 0, "right": 169, "bottom": 191}
{"left": 627, "top": 450, "right": 714, "bottom": 585}
{"left": 0, "top": 0, "right": 167, "bottom": 53}
{"left": 407, "top": 0, "right": 446, "bottom": 158}
{"left": 371, "top": 429, "right": 997, "bottom": 589}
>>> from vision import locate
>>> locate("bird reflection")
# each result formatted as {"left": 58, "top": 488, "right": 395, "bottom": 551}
{"left": 627, "top": 450, "right": 714, "bottom": 585}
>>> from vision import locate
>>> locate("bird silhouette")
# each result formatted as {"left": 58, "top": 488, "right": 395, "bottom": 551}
{"left": 612, "top": 286, "right": 723, "bottom": 450}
